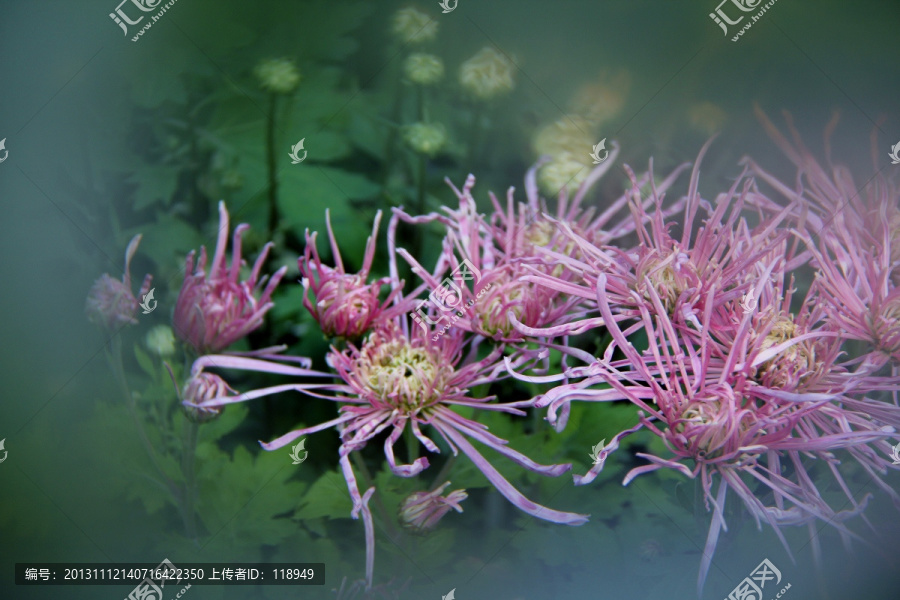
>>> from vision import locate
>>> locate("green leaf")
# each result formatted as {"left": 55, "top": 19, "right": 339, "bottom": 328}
{"left": 197, "top": 404, "right": 250, "bottom": 444}
{"left": 276, "top": 164, "right": 378, "bottom": 259}
{"left": 129, "top": 165, "right": 180, "bottom": 211}
{"left": 123, "top": 213, "right": 206, "bottom": 267}
{"left": 295, "top": 469, "right": 354, "bottom": 520}
{"left": 195, "top": 445, "right": 306, "bottom": 551}
{"left": 134, "top": 345, "right": 157, "bottom": 379}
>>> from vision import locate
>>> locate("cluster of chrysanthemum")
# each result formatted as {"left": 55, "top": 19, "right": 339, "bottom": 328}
{"left": 511, "top": 118, "right": 900, "bottom": 594}
{"left": 85, "top": 201, "right": 290, "bottom": 417}
{"left": 87, "top": 113, "right": 900, "bottom": 593}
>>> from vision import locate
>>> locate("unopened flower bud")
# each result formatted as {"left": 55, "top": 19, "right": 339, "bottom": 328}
{"left": 403, "top": 53, "right": 444, "bottom": 85}
{"left": 458, "top": 47, "right": 515, "bottom": 100}
{"left": 402, "top": 122, "right": 447, "bottom": 156}
{"left": 398, "top": 481, "right": 467, "bottom": 532}
{"left": 182, "top": 371, "right": 233, "bottom": 423}
{"left": 254, "top": 58, "right": 301, "bottom": 94}
{"left": 85, "top": 234, "right": 152, "bottom": 331}
{"left": 146, "top": 325, "right": 176, "bottom": 357}
{"left": 391, "top": 7, "right": 438, "bottom": 43}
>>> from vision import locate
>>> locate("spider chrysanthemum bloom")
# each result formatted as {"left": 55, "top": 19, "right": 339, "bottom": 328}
{"left": 337, "top": 323, "right": 454, "bottom": 421}
{"left": 745, "top": 109, "right": 900, "bottom": 366}
{"left": 868, "top": 291, "right": 900, "bottom": 359}
{"left": 473, "top": 269, "right": 539, "bottom": 338}
{"left": 187, "top": 299, "right": 586, "bottom": 587}
{"left": 458, "top": 46, "right": 515, "bottom": 100}
{"left": 173, "top": 201, "right": 286, "bottom": 354}
{"left": 527, "top": 270, "right": 900, "bottom": 596}
{"left": 393, "top": 174, "right": 560, "bottom": 343}
{"left": 300, "top": 210, "right": 398, "bottom": 340}
{"left": 803, "top": 199, "right": 900, "bottom": 367}
{"left": 518, "top": 141, "right": 797, "bottom": 347}
{"left": 632, "top": 247, "right": 700, "bottom": 315}
{"left": 396, "top": 157, "right": 642, "bottom": 344}
{"left": 398, "top": 481, "right": 467, "bottom": 532}
{"left": 85, "top": 234, "right": 153, "bottom": 331}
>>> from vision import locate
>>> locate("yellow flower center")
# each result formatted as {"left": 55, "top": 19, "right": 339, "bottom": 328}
{"left": 358, "top": 336, "right": 451, "bottom": 413}
{"left": 753, "top": 314, "right": 822, "bottom": 389}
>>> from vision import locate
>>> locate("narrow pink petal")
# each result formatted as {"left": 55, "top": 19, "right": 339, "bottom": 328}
{"left": 259, "top": 412, "right": 357, "bottom": 450}
{"left": 384, "top": 422, "right": 430, "bottom": 477}
{"left": 211, "top": 201, "right": 230, "bottom": 276}
{"left": 438, "top": 420, "right": 588, "bottom": 525}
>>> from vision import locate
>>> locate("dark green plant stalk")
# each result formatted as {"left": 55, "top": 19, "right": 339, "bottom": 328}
{"left": 266, "top": 93, "right": 279, "bottom": 238}
{"left": 405, "top": 425, "right": 419, "bottom": 465}
{"left": 414, "top": 85, "right": 428, "bottom": 256}
{"left": 181, "top": 419, "right": 199, "bottom": 543}
{"left": 429, "top": 456, "right": 456, "bottom": 489}
{"left": 108, "top": 337, "right": 191, "bottom": 535}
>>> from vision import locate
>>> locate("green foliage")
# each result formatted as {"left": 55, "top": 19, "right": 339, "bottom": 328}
{"left": 195, "top": 444, "right": 306, "bottom": 555}
{"left": 294, "top": 469, "right": 353, "bottom": 521}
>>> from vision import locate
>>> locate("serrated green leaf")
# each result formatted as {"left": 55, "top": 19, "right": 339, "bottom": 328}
{"left": 123, "top": 214, "right": 205, "bottom": 267}
{"left": 295, "top": 470, "right": 354, "bottom": 520}
{"left": 197, "top": 404, "right": 250, "bottom": 443}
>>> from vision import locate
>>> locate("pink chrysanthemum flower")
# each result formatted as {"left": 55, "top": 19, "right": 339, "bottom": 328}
{"left": 532, "top": 269, "right": 900, "bottom": 595}
{"left": 173, "top": 201, "right": 286, "bottom": 354}
{"left": 518, "top": 142, "right": 798, "bottom": 347}
{"left": 300, "top": 210, "right": 399, "bottom": 340}
{"left": 742, "top": 107, "right": 889, "bottom": 236}
{"left": 393, "top": 173, "right": 555, "bottom": 342}
{"left": 744, "top": 110, "right": 900, "bottom": 368}
{"left": 85, "top": 234, "right": 152, "bottom": 330}
{"left": 398, "top": 481, "right": 467, "bottom": 532}
{"left": 394, "top": 154, "right": 665, "bottom": 343}
{"left": 505, "top": 132, "right": 900, "bottom": 595}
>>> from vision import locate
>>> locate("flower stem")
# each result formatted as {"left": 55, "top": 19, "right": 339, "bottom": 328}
{"left": 181, "top": 419, "right": 200, "bottom": 543}
{"left": 266, "top": 93, "right": 279, "bottom": 238}
{"left": 429, "top": 456, "right": 456, "bottom": 490}
{"left": 405, "top": 424, "right": 419, "bottom": 465}
{"left": 107, "top": 336, "right": 187, "bottom": 531}
{"left": 415, "top": 153, "right": 427, "bottom": 256}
